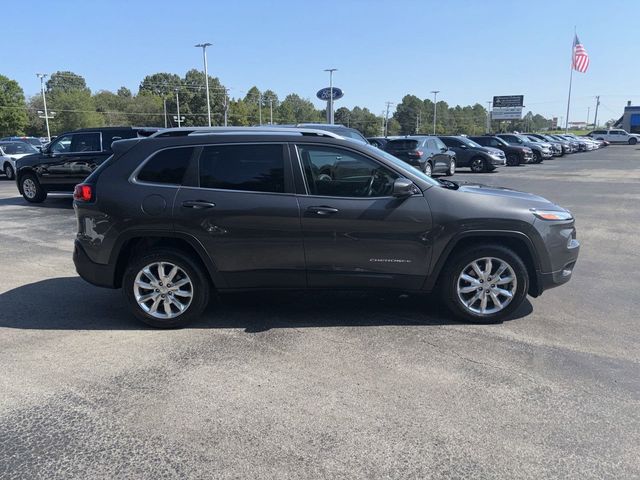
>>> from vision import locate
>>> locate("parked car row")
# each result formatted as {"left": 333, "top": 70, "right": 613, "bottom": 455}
{"left": 366, "top": 130, "right": 608, "bottom": 177}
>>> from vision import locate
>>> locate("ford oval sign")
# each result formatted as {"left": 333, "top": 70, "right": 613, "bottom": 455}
{"left": 316, "top": 87, "right": 344, "bottom": 101}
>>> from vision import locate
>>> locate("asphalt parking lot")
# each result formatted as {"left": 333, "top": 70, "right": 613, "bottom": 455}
{"left": 1, "top": 147, "right": 639, "bottom": 479}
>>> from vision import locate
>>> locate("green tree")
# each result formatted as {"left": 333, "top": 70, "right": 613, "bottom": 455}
{"left": 227, "top": 98, "right": 251, "bottom": 126}
{"left": 277, "top": 94, "right": 320, "bottom": 124}
{"left": 49, "top": 90, "right": 103, "bottom": 133}
{"left": 138, "top": 73, "right": 181, "bottom": 97}
{"left": 182, "top": 69, "right": 226, "bottom": 126}
{"left": 46, "top": 71, "right": 89, "bottom": 95}
{"left": 0, "top": 75, "right": 29, "bottom": 136}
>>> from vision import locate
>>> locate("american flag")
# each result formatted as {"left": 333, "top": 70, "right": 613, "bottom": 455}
{"left": 572, "top": 34, "right": 590, "bottom": 73}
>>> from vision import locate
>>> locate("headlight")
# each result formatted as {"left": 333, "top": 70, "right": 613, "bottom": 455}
{"left": 531, "top": 209, "right": 573, "bottom": 221}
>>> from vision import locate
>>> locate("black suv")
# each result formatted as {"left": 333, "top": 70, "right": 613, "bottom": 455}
{"left": 16, "top": 126, "right": 157, "bottom": 203}
{"left": 73, "top": 127, "right": 579, "bottom": 328}
{"left": 469, "top": 136, "right": 534, "bottom": 166}
{"left": 439, "top": 136, "right": 505, "bottom": 172}
{"left": 384, "top": 136, "right": 456, "bottom": 176}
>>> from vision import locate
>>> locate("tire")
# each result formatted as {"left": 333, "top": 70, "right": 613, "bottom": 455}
{"left": 532, "top": 151, "right": 543, "bottom": 164}
{"left": 444, "top": 158, "right": 456, "bottom": 176}
{"left": 122, "top": 248, "right": 211, "bottom": 328}
{"left": 470, "top": 157, "right": 486, "bottom": 173}
{"left": 20, "top": 173, "right": 47, "bottom": 203}
{"left": 3, "top": 163, "right": 15, "bottom": 180}
{"left": 629, "top": 138, "right": 637, "bottom": 145}
{"left": 440, "top": 245, "right": 529, "bottom": 324}
{"left": 423, "top": 162, "right": 433, "bottom": 177}
{"left": 506, "top": 153, "right": 520, "bottom": 166}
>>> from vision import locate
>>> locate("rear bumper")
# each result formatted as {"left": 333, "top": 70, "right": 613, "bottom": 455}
{"left": 73, "top": 240, "right": 117, "bottom": 288}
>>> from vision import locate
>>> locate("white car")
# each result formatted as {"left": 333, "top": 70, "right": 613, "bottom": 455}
{"left": 588, "top": 129, "right": 640, "bottom": 145}
{"left": 0, "top": 141, "right": 40, "bottom": 180}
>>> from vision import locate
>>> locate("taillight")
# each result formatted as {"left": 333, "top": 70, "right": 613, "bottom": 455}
{"left": 73, "top": 184, "right": 94, "bottom": 202}
{"left": 408, "top": 150, "right": 423, "bottom": 157}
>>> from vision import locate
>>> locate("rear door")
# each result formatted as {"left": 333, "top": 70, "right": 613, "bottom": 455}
{"left": 429, "top": 137, "right": 450, "bottom": 171}
{"left": 293, "top": 143, "right": 432, "bottom": 289}
{"left": 172, "top": 142, "right": 305, "bottom": 289}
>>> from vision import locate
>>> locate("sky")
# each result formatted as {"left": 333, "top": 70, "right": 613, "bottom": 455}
{"left": 3, "top": 0, "right": 638, "bottom": 124}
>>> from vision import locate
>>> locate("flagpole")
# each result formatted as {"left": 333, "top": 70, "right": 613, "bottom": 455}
{"left": 564, "top": 28, "right": 576, "bottom": 133}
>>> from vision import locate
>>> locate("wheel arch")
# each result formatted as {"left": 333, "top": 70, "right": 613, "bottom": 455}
{"left": 111, "top": 233, "right": 225, "bottom": 289}
{"left": 425, "top": 231, "right": 541, "bottom": 297}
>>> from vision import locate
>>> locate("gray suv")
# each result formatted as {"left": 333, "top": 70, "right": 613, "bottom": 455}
{"left": 72, "top": 127, "right": 579, "bottom": 328}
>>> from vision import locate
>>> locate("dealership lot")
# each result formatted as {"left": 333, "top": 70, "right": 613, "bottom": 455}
{"left": 0, "top": 147, "right": 639, "bottom": 478}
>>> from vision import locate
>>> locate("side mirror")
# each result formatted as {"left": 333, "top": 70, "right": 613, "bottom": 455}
{"left": 392, "top": 178, "right": 417, "bottom": 197}
{"left": 459, "top": 144, "right": 468, "bottom": 149}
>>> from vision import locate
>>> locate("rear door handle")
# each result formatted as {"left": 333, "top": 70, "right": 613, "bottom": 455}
{"left": 182, "top": 200, "right": 216, "bottom": 209}
{"left": 307, "top": 206, "right": 339, "bottom": 216}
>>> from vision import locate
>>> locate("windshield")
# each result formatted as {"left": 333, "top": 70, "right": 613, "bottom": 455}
{"left": 458, "top": 137, "right": 483, "bottom": 148}
{"left": 361, "top": 144, "right": 439, "bottom": 186}
{"left": 515, "top": 135, "right": 531, "bottom": 143}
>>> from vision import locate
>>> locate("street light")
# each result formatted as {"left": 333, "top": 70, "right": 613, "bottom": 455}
{"left": 36, "top": 73, "right": 51, "bottom": 141}
{"left": 194, "top": 42, "right": 212, "bottom": 127}
{"left": 324, "top": 68, "right": 337, "bottom": 124}
{"left": 431, "top": 90, "right": 440, "bottom": 134}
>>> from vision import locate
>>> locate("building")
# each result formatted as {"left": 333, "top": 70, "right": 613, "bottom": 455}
{"left": 614, "top": 102, "right": 640, "bottom": 133}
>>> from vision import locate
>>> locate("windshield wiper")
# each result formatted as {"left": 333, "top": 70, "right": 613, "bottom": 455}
{"left": 437, "top": 178, "right": 459, "bottom": 190}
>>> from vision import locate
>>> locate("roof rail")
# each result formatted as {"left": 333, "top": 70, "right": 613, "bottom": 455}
{"left": 149, "top": 126, "right": 344, "bottom": 139}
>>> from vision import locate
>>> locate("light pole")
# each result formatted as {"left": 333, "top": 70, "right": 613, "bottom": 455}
{"left": 175, "top": 88, "right": 181, "bottom": 127}
{"left": 431, "top": 90, "right": 440, "bottom": 134}
{"left": 593, "top": 96, "right": 600, "bottom": 128}
{"left": 195, "top": 43, "right": 212, "bottom": 126}
{"left": 486, "top": 100, "right": 492, "bottom": 133}
{"left": 36, "top": 73, "right": 51, "bottom": 141}
{"left": 258, "top": 93, "right": 262, "bottom": 125}
{"left": 269, "top": 98, "right": 274, "bottom": 125}
{"left": 324, "top": 68, "right": 337, "bottom": 124}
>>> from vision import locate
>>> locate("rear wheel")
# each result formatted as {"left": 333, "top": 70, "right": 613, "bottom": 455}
{"left": 20, "top": 174, "right": 47, "bottom": 203}
{"left": 470, "top": 157, "right": 487, "bottom": 173}
{"left": 629, "top": 138, "right": 637, "bottom": 145}
{"left": 441, "top": 245, "right": 529, "bottom": 323}
{"left": 445, "top": 158, "right": 456, "bottom": 176}
{"left": 123, "top": 249, "right": 210, "bottom": 328}
{"left": 3, "top": 163, "right": 14, "bottom": 180}
{"left": 423, "top": 162, "right": 433, "bottom": 177}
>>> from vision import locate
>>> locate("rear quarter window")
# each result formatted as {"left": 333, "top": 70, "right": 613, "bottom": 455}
{"left": 137, "top": 147, "right": 195, "bottom": 185}
{"left": 386, "top": 140, "right": 419, "bottom": 150}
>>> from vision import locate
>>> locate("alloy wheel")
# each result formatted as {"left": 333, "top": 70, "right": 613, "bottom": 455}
{"left": 133, "top": 261, "right": 194, "bottom": 319}
{"left": 456, "top": 257, "right": 517, "bottom": 315}
{"left": 424, "top": 163, "right": 432, "bottom": 176}
{"left": 23, "top": 179, "right": 37, "bottom": 199}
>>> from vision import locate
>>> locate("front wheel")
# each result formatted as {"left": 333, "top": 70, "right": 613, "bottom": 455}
{"left": 470, "top": 157, "right": 487, "bottom": 173}
{"left": 629, "top": 138, "right": 637, "bottom": 145}
{"left": 506, "top": 153, "right": 520, "bottom": 166}
{"left": 444, "top": 158, "right": 456, "bottom": 176}
{"left": 423, "top": 162, "right": 433, "bottom": 177}
{"left": 532, "top": 151, "right": 543, "bottom": 163}
{"left": 20, "top": 174, "right": 47, "bottom": 203}
{"left": 122, "top": 249, "right": 211, "bottom": 328}
{"left": 3, "top": 163, "right": 15, "bottom": 180}
{"left": 441, "top": 245, "right": 529, "bottom": 323}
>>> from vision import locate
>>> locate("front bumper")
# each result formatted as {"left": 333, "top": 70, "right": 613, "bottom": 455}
{"left": 531, "top": 227, "right": 580, "bottom": 296}
{"left": 73, "top": 240, "right": 117, "bottom": 288}
{"left": 489, "top": 156, "right": 506, "bottom": 166}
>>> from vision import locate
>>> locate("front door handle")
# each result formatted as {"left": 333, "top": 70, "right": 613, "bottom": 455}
{"left": 182, "top": 200, "right": 216, "bottom": 209}
{"left": 307, "top": 206, "right": 339, "bottom": 216}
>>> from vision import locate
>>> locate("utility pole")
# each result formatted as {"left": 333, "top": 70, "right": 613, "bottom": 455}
{"left": 380, "top": 111, "right": 385, "bottom": 136}
{"left": 431, "top": 90, "right": 440, "bottom": 134}
{"left": 175, "top": 88, "right": 181, "bottom": 127}
{"left": 269, "top": 98, "right": 274, "bottom": 124}
{"left": 36, "top": 73, "right": 51, "bottom": 141}
{"left": 593, "top": 95, "right": 600, "bottom": 128}
{"left": 195, "top": 43, "right": 212, "bottom": 126}
{"left": 324, "top": 68, "right": 337, "bottom": 124}
{"left": 163, "top": 97, "right": 168, "bottom": 128}
{"left": 384, "top": 101, "right": 394, "bottom": 137}
{"left": 486, "top": 100, "right": 492, "bottom": 134}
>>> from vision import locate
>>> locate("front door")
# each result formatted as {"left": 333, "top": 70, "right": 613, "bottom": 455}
{"left": 40, "top": 132, "right": 104, "bottom": 189}
{"left": 294, "top": 143, "right": 432, "bottom": 290}
{"left": 172, "top": 142, "right": 305, "bottom": 289}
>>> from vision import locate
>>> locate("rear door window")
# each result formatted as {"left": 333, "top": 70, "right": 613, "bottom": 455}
{"left": 70, "top": 133, "right": 101, "bottom": 153}
{"left": 137, "top": 147, "right": 195, "bottom": 185}
{"left": 199, "top": 144, "right": 285, "bottom": 193}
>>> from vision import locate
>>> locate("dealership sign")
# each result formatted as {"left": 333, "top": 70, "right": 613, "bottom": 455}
{"left": 491, "top": 95, "right": 524, "bottom": 120}
{"left": 316, "top": 87, "right": 344, "bottom": 101}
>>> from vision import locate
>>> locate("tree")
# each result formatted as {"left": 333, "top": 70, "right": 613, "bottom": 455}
{"left": 117, "top": 87, "right": 132, "bottom": 98}
{"left": 182, "top": 69, "right": 226, "bottom": 126}
{"left": 46, "top": 71, "right": 89, "bottom": 96}
{"left": 138, "top": 73, "right": 181, "bottom": 97}
{"left": 277, "top": 94, "right": 320, "bottom": 124}
{"left": 49, "top": 90, "right": 103, "bottom": 133}
{"left": 0, "top": 75, "right": 29, "bottom": 136}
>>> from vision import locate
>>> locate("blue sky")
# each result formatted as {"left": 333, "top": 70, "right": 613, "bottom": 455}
{"left": 4, "top": 0, "right": 638, "bottom": 124}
